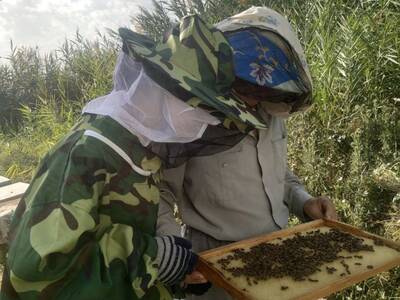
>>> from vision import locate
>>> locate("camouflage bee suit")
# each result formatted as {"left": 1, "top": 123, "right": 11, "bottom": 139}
{"left": 1, "top": 114, "right": 172, "bottom": 300}
{"left": 1, "top": 15, "right": 252, "bottom": 300}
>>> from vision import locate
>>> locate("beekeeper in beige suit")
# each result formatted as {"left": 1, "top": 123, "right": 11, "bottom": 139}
{"left": 157, "top": 7, "right": 338, "bottom": 300}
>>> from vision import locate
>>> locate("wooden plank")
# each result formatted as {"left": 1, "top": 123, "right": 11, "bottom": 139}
{"left": 0, "top": 198, "right": 21, "bottom": 245}
{"left": 198, "top": 219, "right": 400, "bottom": 300}
{"left": 0, "top": 177, "right": 11, "bottom": 188}
{"left": 0, "top": 183, "right": 29, "bottom": 203}
{"left": 0, "top": 198, "right": 20, "bottom": 213}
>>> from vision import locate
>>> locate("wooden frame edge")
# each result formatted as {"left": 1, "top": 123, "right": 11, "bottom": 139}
{"left": 197, "top": 258, "right": 250, "bottom": 299}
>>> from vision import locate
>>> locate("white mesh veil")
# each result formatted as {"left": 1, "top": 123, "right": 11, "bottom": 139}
{"left": 82, "top": 52, "right": 220, "bottom": 146}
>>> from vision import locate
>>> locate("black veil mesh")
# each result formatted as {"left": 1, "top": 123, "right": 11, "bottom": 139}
{"left": 148, "top": 124, "right": 248, "bottom": 168}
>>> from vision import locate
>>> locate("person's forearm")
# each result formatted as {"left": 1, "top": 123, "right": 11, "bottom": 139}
{"left": 157, "top": 164, "right": 187, "bottom": 237}
{"left": 157, "top": 183, "right": 182, "bottom": 236}
{"left": 283, "top": 168, "right": 312, "bottom": 221}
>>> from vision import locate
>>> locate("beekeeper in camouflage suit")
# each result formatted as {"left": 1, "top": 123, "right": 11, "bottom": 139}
{"left": 1, "top": 6, "right": 337, "bottom": 300}
{"left": 156, "top": 7, "right": 338, "bottom": 300}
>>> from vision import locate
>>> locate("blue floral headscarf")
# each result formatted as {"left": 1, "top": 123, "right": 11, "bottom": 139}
{"left": 216, "top": 6, "right": 313, "bottom": 115}
{"left": 226, "top": 29, "right": 303, "bottom": 89}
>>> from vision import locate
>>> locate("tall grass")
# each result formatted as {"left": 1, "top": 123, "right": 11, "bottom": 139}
{"left": 0, "top": 0, "right": 399, "bottom": 298}
{"left": 0, "top": 32, "right": 118, "bottom": 181}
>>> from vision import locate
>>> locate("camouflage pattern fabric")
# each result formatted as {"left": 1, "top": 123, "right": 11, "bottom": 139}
{"left": 1, "top": 114, "right": 174, "bottom": 300}
{"left": 119, "top": 15, "right": 267, "bottom": 130}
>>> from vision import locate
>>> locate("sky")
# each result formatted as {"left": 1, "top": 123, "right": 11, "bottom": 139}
{"left": 0, "top": 0, "right": 153, "bottom": 61}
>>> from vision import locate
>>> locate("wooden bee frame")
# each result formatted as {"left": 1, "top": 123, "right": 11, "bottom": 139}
{"left": 197, "top": 219, "right": 400, "bottom": 300}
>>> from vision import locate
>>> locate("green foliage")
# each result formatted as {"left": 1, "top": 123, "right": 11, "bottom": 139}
{"left": 0, "top": 0, "right": 399, "bottom": 298}
{"left": 134, "top": 0, "right": 172, "bottom": 41}
{"left": 0, "top": 33, "right": 118, "bottom": 181}
{"left": 0, "top": 100, "right": 75, "bottom": 181}
{"left": 0, "top": 45, "right": 42, "bottom": 127}
{"left": 0, "top": 32, "right": 118, "bottom": 130}
{"left": 134, "top": 0, "right": 241, "bottom": 40}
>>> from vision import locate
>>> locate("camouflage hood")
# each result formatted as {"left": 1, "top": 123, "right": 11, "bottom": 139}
{"left": 119, "top": 15, "right": 268, "bottom": 130}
